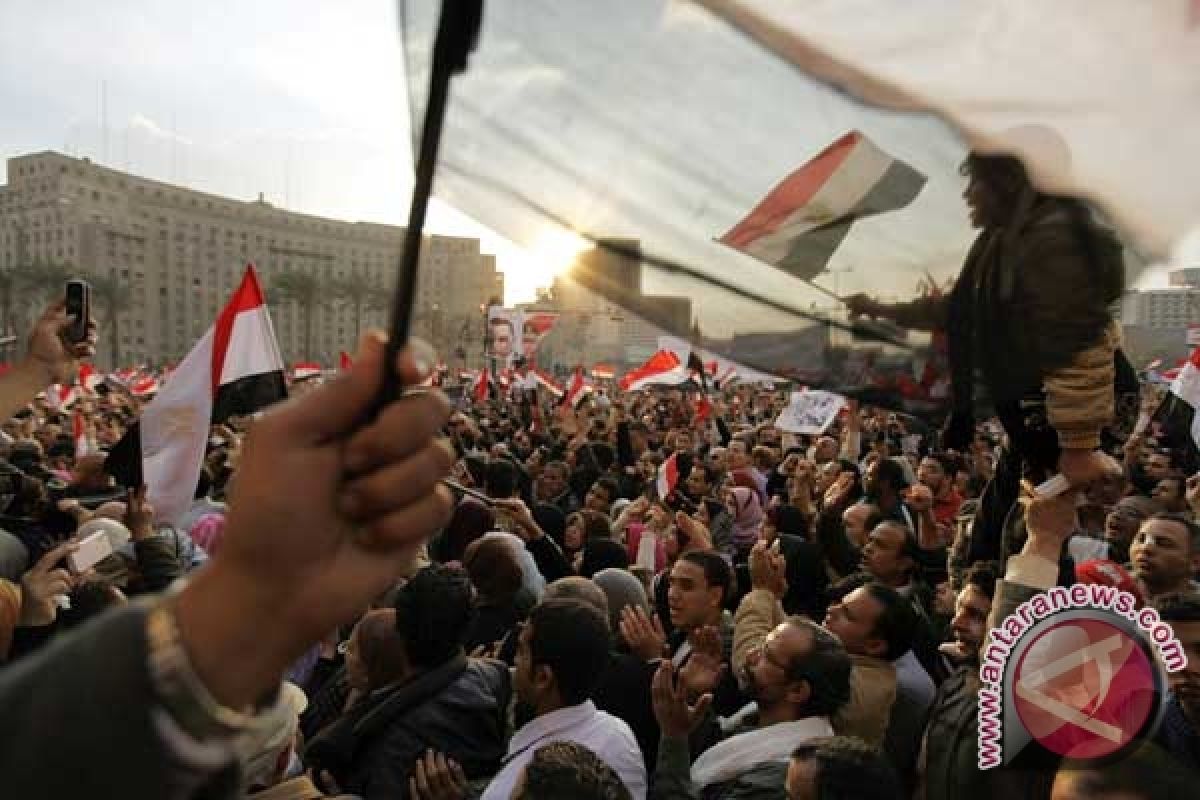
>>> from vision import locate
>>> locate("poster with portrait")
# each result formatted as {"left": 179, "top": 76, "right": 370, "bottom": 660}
{"left": 487, "top": 306, "right": 522, "bottom": 370}
{"left": 488, "top": 307, "right": 560, "bottom": 369}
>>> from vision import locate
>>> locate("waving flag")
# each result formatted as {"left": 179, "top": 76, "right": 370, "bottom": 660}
{"left": 719, "top": 131, "right": 926, "bottom": 281}
{"left": 105, "top": 266, "right": 287, "bottom": 525}
{"left": 620, "top": 350, "right": 691, "bottom": 392}
{"left": 591, "top": 364, "right": 616, "bottom": 381}
{"left": 657, "top": 452, "right": 681, "bottom": 500}
{"left": 563, "top": 367, "right": 592, "bottom": 409}
{"left": 292, "top": 362, "right": 322, "bottom": 381}
{"left": 532, "top": 368, "right": 564, "bottom": 398}
{"left": 72, "top": 411, "right": 92, "bottom": 460}
{"left": 1152, "top": 345, "right": 1200, "bottom": 473}
{"left": 472, "top": 368, "right": 492, "bottom": 404}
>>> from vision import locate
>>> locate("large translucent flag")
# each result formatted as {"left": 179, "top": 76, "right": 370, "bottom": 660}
{"left": 398, "top": 0, "right": 1193, "bottom": 414}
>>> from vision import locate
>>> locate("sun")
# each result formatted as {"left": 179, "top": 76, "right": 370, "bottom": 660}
{"left": 526, "top": 227, "right": 590, "bottom": 281}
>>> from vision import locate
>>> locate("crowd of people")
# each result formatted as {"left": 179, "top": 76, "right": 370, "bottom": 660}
{"left": 0, "top": 152, "right": 1197, "bottom": 800}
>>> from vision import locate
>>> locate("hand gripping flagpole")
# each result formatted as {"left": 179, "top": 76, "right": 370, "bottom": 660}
{"left": 372, "top": 0, "right": 484, "bottom": 416}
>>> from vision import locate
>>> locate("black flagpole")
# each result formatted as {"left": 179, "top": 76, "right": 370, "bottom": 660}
{"left": 373, "top": 0, "right": 484, "bottom": 415}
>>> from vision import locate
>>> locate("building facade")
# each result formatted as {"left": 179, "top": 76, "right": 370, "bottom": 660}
{"left": 0, "top": 151, "right": 502, "bottom": 368}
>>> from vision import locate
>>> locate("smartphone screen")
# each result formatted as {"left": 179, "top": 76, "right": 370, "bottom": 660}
{"left": 65, "top": 280, "right": 90, "bottom": 343}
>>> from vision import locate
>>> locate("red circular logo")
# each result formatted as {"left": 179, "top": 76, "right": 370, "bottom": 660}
{"left": 1011, "top": 617, "right": 1158, "bottom": 760}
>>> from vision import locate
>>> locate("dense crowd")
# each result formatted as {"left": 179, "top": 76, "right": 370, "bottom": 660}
{"left": 0, "top": 151, "right": 1198, "bottom": 800}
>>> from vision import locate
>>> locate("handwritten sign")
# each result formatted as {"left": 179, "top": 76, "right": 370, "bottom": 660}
{"left": 774, "top": 390, "right": 846, "bottom": 435}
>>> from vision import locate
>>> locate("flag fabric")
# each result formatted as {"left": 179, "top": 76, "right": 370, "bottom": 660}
{"left": 563, "top": 367, "right": 592, "bottom": 409}
{"left": 78, "top": 363, "right": 102, "bottom": 393}
{"left": 718, "top": 131, "right": 926, "bottom": 281}
{"left": 292, "top": 362, "right": 322, "bottom": 381}
{"left": 591, "top": 364, "right": 615, "bottom": 381}
{"left": 619, "top": 350, "right": 691, "bottom": 392}
{"left": 657, "top": 336, "right": 782, "bottom": 387}
{"left": 1152, "top": 346, "right": 1200, "bottom": 473}
{"left": 696, "top": 0, "right": 1197, "bottom": 260}
{"left": 105, "top": 266, "right": 287, "bottom": 525}
{"left": 130, "top": 376, "right": 161, "bottom": 398}
{"left": 472, "top": 368, "right": 492, "bottom": 404}
{"left": 72, "top": 411, "right": 92, "bottom": 460}
{"left": 686, "top": 351, "right": 710, "bottom": 392}
{"left": 656, "top": 452, "right": 681, "bottom": 500}
{"left": 43, "top": 383, "right": 78, "bottom": 411}
{"left": 339, "top": 351, "right": 353, "bottom": 371}
{"left": 532, "top": 368, "right": 564, "bottom": 397}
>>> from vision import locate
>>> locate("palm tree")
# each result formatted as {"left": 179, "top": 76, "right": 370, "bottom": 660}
{"left": 85, "top": 272, "right": 133, "bottom": 368}
{"left": 333, "top": 271, "right": 388, "bottom": 343}
{"left": 270, "top": 270, "right": 327, "bottom": 361}
{"left": 3, "top": 260, "right": 71, "bottom": 348}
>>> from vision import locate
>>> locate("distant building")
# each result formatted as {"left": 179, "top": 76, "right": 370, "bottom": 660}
{"left": 534, "top": 239, "right": 692, "bottom": 371}
{"left": 1167, "top": 268, "right": 1200, "bottom": 289}
{"left": 1120, "top": 288, "right": 1200, "bottom": 330}
{"left": 0, "top": 150, "right": 501, "bottom": 367}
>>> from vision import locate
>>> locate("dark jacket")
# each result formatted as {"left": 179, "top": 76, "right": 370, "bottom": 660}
{"left": 920, "top": 665, "right": 987, "bottom": 800}
{"left": 892, "top": 196, "right": 1124, "bottom": 452}
{"left": 0, "top": 604, "right": 242, "bottom": 799}
{"left": 305, "top": 656, "right": 510, "bottom": 800}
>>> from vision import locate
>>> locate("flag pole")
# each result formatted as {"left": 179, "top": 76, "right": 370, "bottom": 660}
{"left": 374, "top": 0, "right": 484, "bottom": 415}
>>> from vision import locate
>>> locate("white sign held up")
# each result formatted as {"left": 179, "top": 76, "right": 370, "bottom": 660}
{"left": 774, "top": 390, "right": 846, "bottom": 435}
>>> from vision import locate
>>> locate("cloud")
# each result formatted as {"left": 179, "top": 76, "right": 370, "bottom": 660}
{"left": 128, "top": 113, "right": 192, "bottom": 146}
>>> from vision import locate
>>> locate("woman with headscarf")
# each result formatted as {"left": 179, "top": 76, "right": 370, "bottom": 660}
{"left": 462, "top": 535, "right": 526, "bottom": 657}
{"left": 727, "top": 486, "right": 764, "bottom": 561}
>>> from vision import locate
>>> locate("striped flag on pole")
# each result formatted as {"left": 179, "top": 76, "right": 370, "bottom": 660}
{"left": 1152, "top": 345, "right": 1200, "bottom": 473}
{"left": 718, "top": 131, "right": 925, "bottom": 281}
{"left": 657, "top": 452, "right": 680, "bottom": 500}
{"left": 105, "top": 266, "right": 287, "bottom": 525}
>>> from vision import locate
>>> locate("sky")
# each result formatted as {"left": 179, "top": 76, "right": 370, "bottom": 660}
{"left": 0, "top": 0, "right": 570, "bottom": 305}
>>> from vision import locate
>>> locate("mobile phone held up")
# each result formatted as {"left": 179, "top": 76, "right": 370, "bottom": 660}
{"left": 65, "top": 279, "right": 91, "bottom": 344}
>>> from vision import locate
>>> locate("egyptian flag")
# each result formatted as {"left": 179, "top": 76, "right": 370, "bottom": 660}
{"left": 619, "top": 350, "right": 690, "bottom": 392}
{"left": 1152, "top": 345, "right": 1200, "bottom": 473}
{"left": 656, "top": 452, "right": 680, "bottom": 500}
{"left": 562, "top": 367, "right": 591, "bottom": 409}
{"left": 694, "top": 395, "right": 713, "bottom": 428}
{"left": 292, "top": 362, "right": 322, "bottom": 381}
{"left": 532, "top": 368, "right": 564, "bottom": 398}
{"left": 105, "top": 266, "right": 286, "bottom": 525}
{"left": 472, "top": 368, "right": 492, "bottom": 403}
{"left": 339, "top": 351, "right": 353, "bottom": 371}
{"left": 687, "top": 351, "right": 710, "bottom": 391}
{"left": 43, "top": 383, "right": 79, "bottom": 412}
{"left": 72, "top": 411, "right": 92, "bottom": 460}
{"left": 718, "top": 131, "right": 925, "bottom": 281}
{"left": 130, "top": 374, "right": 161, "bottom": 398}
{"left": 591, "top": 364, "right": 615, "bottom": 381}
{"left": 78, "top": 363, "right": 103, "bottom": 393}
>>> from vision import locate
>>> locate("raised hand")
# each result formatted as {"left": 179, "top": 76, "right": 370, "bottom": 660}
{"left": 18, "top": 542, "right": 79, "bottom": 627}
{"left": 24, "top": 300, "right": 98, "bottom": 386}
{"left": 124, "top": 486, "right": 155, "bottom": 542}
{"left": 620, "top": 605, "right": 667, "bottom": 661}
{"left": 173, "top": 334, "right": 455, "bottom": 710}
{"left": 652, "top": 659, "right": 713, "bottom": 739}
{"left": 679, "top": 625, "right": 726, "bottom": 697}
{"left": 748, "top": 539, "right": 787, "bottom": 598}
{"left": 409, "top": 750, "right": 468, "bottom": 800}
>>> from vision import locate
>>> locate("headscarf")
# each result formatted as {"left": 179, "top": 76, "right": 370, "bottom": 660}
{"left": 729, "top": 486, "right": 764, "bottom": 550}
{"left": 481, "top": 531, "right": 545, "bottom": 600}
{"left": 592, "top": 567, "right": 650, "bottom": 635}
